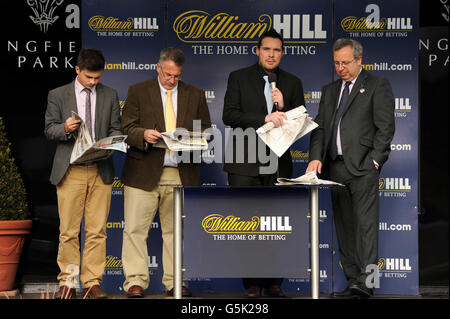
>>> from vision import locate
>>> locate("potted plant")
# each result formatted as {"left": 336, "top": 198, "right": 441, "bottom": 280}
{"left": 0, "top": 116, "right": 32, "bottom": 292}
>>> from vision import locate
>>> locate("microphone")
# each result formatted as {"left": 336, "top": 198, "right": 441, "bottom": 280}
{"left": 268, "top": 73, "right": 278, "bottom": 112}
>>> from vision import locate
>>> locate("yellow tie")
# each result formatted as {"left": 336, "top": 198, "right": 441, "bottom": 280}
{"left": 165, "top": 90, "right": 176, "bottom": 154}
{"left": 165, "top": 89, "right": 176, "bottom": 132}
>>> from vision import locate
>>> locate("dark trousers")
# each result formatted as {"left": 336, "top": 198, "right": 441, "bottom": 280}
{"left": 227, "top": 173, "right": 283, "bottom": 289}
{"left": 328, "top": 157, "right": 379, "bottom": 285}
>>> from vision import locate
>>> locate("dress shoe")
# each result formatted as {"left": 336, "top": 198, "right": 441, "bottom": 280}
{"left": 349, "top": 282, "right": 373, "bottom": 298}
{"left": 127, "top": 285, "right": 144, "bottom": 298}
{"left": 245, "top": 286, "right": 262, "bottom": 298}
{"left": 332, "top": 285, "right": 354, "bottom": 298}
{"left": 166, "top": 286, "right": 192, "bottom": 297}
{"left": 55, "top": 285, "right": 76, "bottom": 299}
{"left": 264, "top": 285, "right": 286, "bottom": 297}
{"left": 82, "top": 285, "right": 108, "bottom": 299}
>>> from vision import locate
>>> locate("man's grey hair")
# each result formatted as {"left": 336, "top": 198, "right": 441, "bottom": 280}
{"left": 159, "top": 47, "right": 185, "bottom": 67}
{"left": 333, "top": 38, "right": 363, "bottom": 58}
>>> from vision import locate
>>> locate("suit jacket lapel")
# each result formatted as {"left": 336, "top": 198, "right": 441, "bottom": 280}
{"left": 344, "top": 69, "right": 369, "bottom": 115}
{"left": 329, "top": 80, "right": 342, "bottom": 127}
{"left": 177, "top": 82, "right": 188, "bottom": 128}
{"left": 66, "top": 81, "right": 78, "bottom": 115}
{"left": 148, "top": 79, "right": 166, "bottom": 131}
{"left": 95, "top": 83, "right": 104, "bottom": 138}
{"left": 250, "top": 64, "right": 268, "bottom": 114}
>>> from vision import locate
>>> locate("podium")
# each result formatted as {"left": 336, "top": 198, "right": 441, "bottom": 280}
{"left": 172, "top": 185, "right": 325, "bottom": 299}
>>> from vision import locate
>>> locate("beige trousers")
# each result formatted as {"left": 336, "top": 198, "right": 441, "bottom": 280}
{"left": 122, "top": 167, "right": 181, "bottom": 292}
{"left": 56, "top": 164, "right": 112, "bottom": 288}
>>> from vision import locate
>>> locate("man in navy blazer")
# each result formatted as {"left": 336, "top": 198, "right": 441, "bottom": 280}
{"left": 306, "top": 38, "right": 395, "bottom": 298}
{"left": 223, "top": 29, "right": 305, "bottom": 298}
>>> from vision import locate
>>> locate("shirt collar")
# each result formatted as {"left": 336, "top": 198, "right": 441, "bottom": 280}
{"left": 257, "top": 63, "right": 279, "bottom": 79}
{"left": 75, "top": 76, "right": 96, "bottom": 94}
{"left": 343, "top": 67, "right": 362, "bottom": 86}
{"left": 157, "top": 77, "right": 178, "bottom": 94}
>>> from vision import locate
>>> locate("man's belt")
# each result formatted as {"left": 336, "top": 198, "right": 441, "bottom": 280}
{"left": 71, "top": 161, "right": 97, "bottom": 166}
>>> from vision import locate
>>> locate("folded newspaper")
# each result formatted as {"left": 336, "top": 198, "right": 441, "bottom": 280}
{"left": 70, "top": 111, "right": 128, "bottom": 164}
{"left": 153, "top": 128, "right": 211, "bottom": 151}
{"left": 277, "top": 171, "right": 344, "bottom": 186}
{"left": 256, "top": 105, "right": 318, "bottom": 157}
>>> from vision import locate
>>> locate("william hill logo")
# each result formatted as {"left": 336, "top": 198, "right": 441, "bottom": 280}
{"left": 290, "top": 150, "right": 309, "bottom": 160}
{"left": 105, "top": 255, "right": 123, "bottom": 269}
{"left": 88, "top": 16, "right": 159, "bottom": 31}
{"left": 341, "top": 4, "right": 412, "bottom": 32}
{"left": 379, "top": 258, "right": 412, "bottom": 271}
{"left": 105, "top": 255, "right": 159, "bottom": 269}
{"left": 202, "top": 214, "right": 292, "bottom": 233}
{"left": 173, "top": 11, "right": 271, "bottom": 43}
{"left": 379, "top": 178, "right": 411, "bottom": 191}
{"left": 341, "top": 15, "right": 413, "bottom": 32}
{"left": 173, "top": 10, "right": 326, "bottom": 43}
{"left": 112, "top": 177, "right": 124, "bottom": 195}
{"left": 304, "top": 91, "right": 322, "bottom": 102}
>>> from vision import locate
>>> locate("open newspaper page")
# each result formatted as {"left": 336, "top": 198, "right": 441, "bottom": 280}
{"left": 277, "top": 171, "right": 344, "bottom": 186}
{"left": 153, "top": 128, "right": 211, "bottom": 151}
{"left": 256, "top": 105, "right": 319, "bottom": 157}
{"left": 70, "top": 111, "right": 128, "bottom": 164}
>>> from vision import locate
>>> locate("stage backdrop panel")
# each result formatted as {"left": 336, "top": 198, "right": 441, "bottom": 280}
{"left": 81, "top": 0, "right": 166, "bottom": 293}
{"left": 79, "top": 0, "right": 419, "bottom": 295}
{"left": 333, "top": 0, "right": 419, "bottom": 295}
{"left": 166, "top": 0, "right": 335, "bottom": 294}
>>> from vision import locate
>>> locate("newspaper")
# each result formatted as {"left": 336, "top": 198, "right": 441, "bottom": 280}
{"left": 153, "top": 128, "right": 211, "bottom": 151}
{"left": 70, "top": 111, "right": 127, "bottom": 164}
{"left": 256, "top": 105, "right": 319, "bottom": 157}
{"left": 277, "top": 171, "right": 344, "bottom": 186}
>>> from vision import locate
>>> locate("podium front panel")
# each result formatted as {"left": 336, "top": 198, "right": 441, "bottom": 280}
{"left": 183, "top": 186, "right": 309, "bottom": 278}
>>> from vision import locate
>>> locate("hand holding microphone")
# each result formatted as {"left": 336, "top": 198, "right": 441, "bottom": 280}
{"left": 268, "top": 73, "right": 284, "bottom": 112}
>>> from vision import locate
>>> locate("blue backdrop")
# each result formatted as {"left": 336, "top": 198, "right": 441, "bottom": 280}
{"left": 81, "top": 0, "right": 419, "bottom": 295}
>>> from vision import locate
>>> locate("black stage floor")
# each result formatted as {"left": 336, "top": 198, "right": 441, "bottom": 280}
{"left": 2, "top": 281, "right": 448, "bottom": 299}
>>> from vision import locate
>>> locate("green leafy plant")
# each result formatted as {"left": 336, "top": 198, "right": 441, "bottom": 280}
{"left": 0, "top": 117, "right": 29, "bottom": 220}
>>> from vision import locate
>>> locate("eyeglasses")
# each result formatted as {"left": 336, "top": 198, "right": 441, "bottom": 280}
{"left": 334, "top": 58, "right": 357, "bottom": 67}
{"left": 160, "top": 67, "right": 181, "bottom": 81}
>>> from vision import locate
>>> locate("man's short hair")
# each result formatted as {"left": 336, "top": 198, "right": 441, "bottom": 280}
{"left": 77, "top": 48, "right": 105, "bottom": 71}
{"left": 159, "top": 47, "right": 185, "bottom": 67}
{"left": 333, "top": 38, "right": 363, "bottom": 58}
{"left": 257, "top": 29, "right": 284, "bottom": 50}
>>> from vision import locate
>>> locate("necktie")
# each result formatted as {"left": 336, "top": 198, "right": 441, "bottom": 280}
{"left": 165, "top": 90, "right": 176, "bottom": 154}
{"left": 83, "top": 88, "right": 93, "bottom": 139}
{"left": 165, "top": 89, "right": 176, "bottom": 131}
{"left": 263, "top": 75, "right": 273, "bottom": 114}
{"left": 330, "top": 81, "right": 351, "bottom": 160}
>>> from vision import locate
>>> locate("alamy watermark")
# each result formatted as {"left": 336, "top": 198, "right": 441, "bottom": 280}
{"left": 164, "top": 120, "right": 279, "bottom": 175}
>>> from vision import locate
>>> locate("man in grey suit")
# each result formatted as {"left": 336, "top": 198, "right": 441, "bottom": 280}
{"left": 306, "top": 38, "right": 395, "bottom": 298}
{"left": 44, "top": 48, "right": 121, "bottom": 299}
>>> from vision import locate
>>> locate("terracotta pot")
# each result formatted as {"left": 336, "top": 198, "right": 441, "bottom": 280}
{"left": 0, "top": 220, "right": 32, "bottom": 291}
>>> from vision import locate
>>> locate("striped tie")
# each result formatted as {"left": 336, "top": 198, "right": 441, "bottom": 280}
{"left": 83, "top": 88, "right": 93, "bottom": 139}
